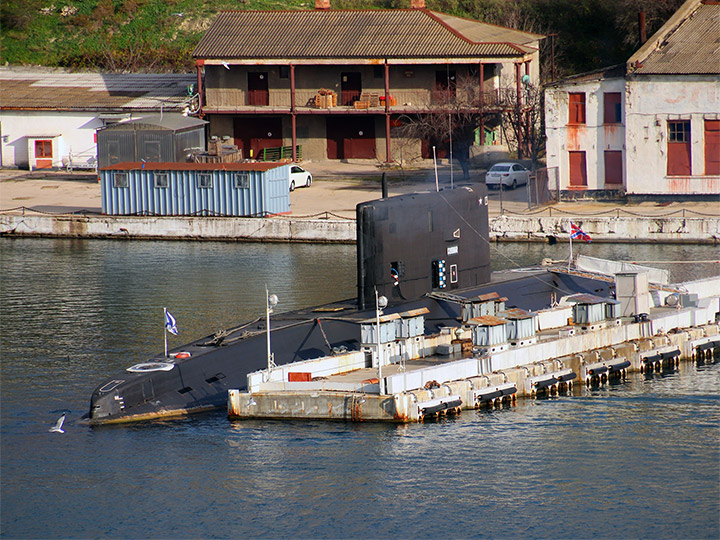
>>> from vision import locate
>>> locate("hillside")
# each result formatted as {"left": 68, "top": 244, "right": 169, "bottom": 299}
{"left": 1, "top": 0, "right": 685, "bottom": 77}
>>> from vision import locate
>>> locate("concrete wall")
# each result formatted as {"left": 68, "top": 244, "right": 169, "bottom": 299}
{"left": 625, "top": 75, "right": 720, "bottom": 195}
{"left": 3, "top": 213, "right": 719, "bottom": 244}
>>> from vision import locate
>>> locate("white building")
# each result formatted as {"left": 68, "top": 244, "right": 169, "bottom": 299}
{"left": 545, "top": 0, "right": 719, "bottom": 197}
{"left": 0, "top": 67, "right": 198, "bottom": 170}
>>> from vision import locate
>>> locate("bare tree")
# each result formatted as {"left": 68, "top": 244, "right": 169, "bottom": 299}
{"left": 499, "top": 82, "right": 545, "bottom": 166}
{"left": 393, "top": 74, "right": 491, "bottom": 180}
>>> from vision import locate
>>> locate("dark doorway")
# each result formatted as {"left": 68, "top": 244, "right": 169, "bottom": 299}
{"left": 341, "top": 72, "right": 361, "bottom": 106}
{"left": 434, "top": 70, "right": 456, "bottom": 104}
{"left": 248, "top": 73, "right": 269, "bottom": 106}
{"left": 327, "top": 117, "right": 376, "bottom": 159}
{"left": 234, "top": 117, "right": 282, "bottom": 159}
{"left": 421, "top": 138, "right": 448, "bottom": 160}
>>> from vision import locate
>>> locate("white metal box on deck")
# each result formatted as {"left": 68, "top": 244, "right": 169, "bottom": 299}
{"left": 468, "top": 315, "right": 509, "bottom": 346}
{"left": 604, "top": 299, "right": 621, "bottom": 320}
{"left": 461, "top": 292, "right": 501, "bottom": 322}
{"left": 562, "top": 293, "right": 610, "bottom": 324}
{"left": 616, "top": 272, "right": 650, "bottom": 317}
{"left": 497, "top": 308, "right": 537, "bottom": 340}
{"left": 360, "top": 313, "right": 400, "bottom": 345}
{"left": 396, "top": 308, "right": 429, "bottom": 338}
{"left": 100, "top": 162, "right": 291, "bottom": 216}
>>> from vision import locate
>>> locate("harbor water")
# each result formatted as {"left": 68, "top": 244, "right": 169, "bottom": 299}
{"left": 1, "top": 238, "right": 719, "bottom": 539}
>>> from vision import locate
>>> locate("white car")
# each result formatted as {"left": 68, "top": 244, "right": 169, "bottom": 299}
{"left": 485, "top": 162, "right": 530, "bottom": 190}
{"left": 289, "top": 165, "right": 312, "bottom": 191}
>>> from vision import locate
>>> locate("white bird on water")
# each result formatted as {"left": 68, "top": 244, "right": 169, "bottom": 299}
{"left": 49, "top": 413, "right": 66, "bottom": 433}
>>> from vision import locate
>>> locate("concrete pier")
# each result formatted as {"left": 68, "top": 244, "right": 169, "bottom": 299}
{"left": 228, "top": 313, "right": 720, "bottom": 422}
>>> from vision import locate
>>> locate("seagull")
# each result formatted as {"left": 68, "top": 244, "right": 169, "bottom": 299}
{"left": 221, "top": 61, "right": 230, "bottom": 70}
{"left": 49, "top": 413, "right": 66, "bottom": 433}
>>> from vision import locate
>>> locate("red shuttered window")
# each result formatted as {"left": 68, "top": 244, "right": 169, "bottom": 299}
{"left": 569, "top": 93, "right": 586, "bottom": 124}
{"left": 667, "top": 120, "right": 691, "bottom": 176}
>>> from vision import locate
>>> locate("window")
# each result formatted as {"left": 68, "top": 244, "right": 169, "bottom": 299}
{"left": 667, "top": 120, "right": 691, "bottom": 176}
{"left": 154, "top": 173, "right": 169, "bottom": 189}
{"left": 113, "top": 172, "right": 129, "bottom": 188}
{"left": 604, "top": 151, "right": 623, "bottom": 185}
{"left": 603, "top": 93, "right": 622, "bottom": 124}
{"left": 35, "top": 140, "right": 52, "bottom": 158}
{"left": 568, "top": 93, "right": 586, "bottom": 124}
{"left": 704, "top": 120, "right": 720, "bottom": 175}
{"left": 279, "top": 66, "right": 289, "bottom": 79}
{"left": 234, "top": 173, "right": 250, "bottom": 189}
{"left": 373, "top": 66, "right": 383, "bottom": 79}
{"left": 569, "top": 151, "right": 587, "bottom": 186}
{"left": 143, "top": 140, "right": 161, "bottom": 162}
{"left": 197, "top": 173, "right": 213, "bottom": 189}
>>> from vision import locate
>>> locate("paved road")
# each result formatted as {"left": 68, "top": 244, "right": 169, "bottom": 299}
{"left": 1, "top": 163, "right": 718, "bottom": 220}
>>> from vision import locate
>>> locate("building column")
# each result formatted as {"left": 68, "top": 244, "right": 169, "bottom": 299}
{"left": 385, "top": 61, "right": 392, "bottom": 163}
{"left": 291, "top": 64, "right": 297, "bottom": 162}
{"left": 478, "top": 62, "right": 485, "bottom": 146}
{"left": 515, "top": 62, "right": 523, "bottom": 159}
{"left": 196, "top": 61, "right": 204, "bottom": 118}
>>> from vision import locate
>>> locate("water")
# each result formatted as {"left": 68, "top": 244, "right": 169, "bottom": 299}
{"left": 1, "top": 238, "right": 719, "bottom": 539}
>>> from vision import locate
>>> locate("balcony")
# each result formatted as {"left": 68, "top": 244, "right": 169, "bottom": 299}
{"left": 202, "top": 88, "right": 509, "bottom": 115}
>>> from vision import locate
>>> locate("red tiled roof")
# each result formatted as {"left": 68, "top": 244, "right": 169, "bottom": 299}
{"left": 193, "top": 9, "right": 540, "bottom": 60}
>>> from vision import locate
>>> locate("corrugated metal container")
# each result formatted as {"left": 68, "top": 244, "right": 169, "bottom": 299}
{"left": 497, "top": 309, "right": 536, "bottom": 340}
{"left": 97, "top": 115, "right": 207, "bottom": 168}
{"left": 396, "top": 315, "right": 425, "bottom": 338}
{"left": 605, "top": 299, "right": 621, "bottom": 320}
{"left": 100, "top": 162, "right": 290, "bottom": 216}
{"left": 469, "top": 315, "right": 508, "bottom": 346}
{"left": 361, "top": 313, "right": 400, "bottom": 346}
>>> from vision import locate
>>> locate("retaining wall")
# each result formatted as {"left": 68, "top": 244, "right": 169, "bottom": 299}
{"left": 1, "top": 213, "right": 719, "bottom": 244}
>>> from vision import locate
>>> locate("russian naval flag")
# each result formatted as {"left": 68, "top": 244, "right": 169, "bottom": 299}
{"left": 164, "top": 309, "right": 178, "bottom": 335}
{"left": 570, "top": 222, "right": 592, "bottom": 243}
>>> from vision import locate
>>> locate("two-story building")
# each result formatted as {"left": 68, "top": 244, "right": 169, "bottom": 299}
{"left": 545, "top": 0, "right": 719, "bottom": 198}
{"left": 191, "top": 0, "right": 543, "bottom": 163}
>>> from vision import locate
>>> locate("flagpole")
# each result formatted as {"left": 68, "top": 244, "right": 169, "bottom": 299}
{"left": 163, "top": 307, "right": 168, "bottom": 358}
{"left": 568, "top": 221, "right": 573, "bottom": 271}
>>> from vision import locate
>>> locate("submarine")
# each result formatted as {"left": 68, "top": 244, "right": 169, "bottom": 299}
{"left": 88, "top": 184, "right": 612, "bottom": 424}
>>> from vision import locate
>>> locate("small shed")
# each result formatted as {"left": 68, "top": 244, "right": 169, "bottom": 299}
{"left": 461, "top": 292, "right": 501, "bottom": 322}
{"left": 497, "top": 308, "right": 537, "bottom": 340}
{"left": 100, "top": 162, "right": 291, "bottom": 216}
{"left": 468, "top": 315, "right": 509, "bottom": 347}
{"left": 562, "top": 293, "right": 611, "bottom": 324}
{"left": 396, "top": 308, "right": 429, "bottom": 339}
{"left": 97, "top": 115, "right": 207, "bottom": 168}
{"left": 360, "top": 313, "right": 401, "bottom": 346}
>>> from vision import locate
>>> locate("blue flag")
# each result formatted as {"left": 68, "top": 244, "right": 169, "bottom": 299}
{"left": 165, "top": 309, "right": 178, "bottom": 335}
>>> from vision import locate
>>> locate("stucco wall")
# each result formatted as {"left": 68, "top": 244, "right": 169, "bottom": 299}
{"left": 545, "top": 77, "right": 626, "bottom": 191}
{"left": 546, "top": 74, "right": 720, "bottom": 196}
{"left": 0, "top": 111, "right": 107, "bottom": 169}
{"left": 625, "top": 76, "right": 720, "bottom": 195}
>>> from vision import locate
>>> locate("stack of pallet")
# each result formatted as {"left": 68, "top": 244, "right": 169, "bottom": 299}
{"left": 354, "top": 92, "right": 380, "bottom": 109}
{"left": 315, "top": 88, "right": 337, "bottom": 108}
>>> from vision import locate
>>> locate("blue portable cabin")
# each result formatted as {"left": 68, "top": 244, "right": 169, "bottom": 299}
{"left": 100, "top": 162, "right": 291, "bottom": 216}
